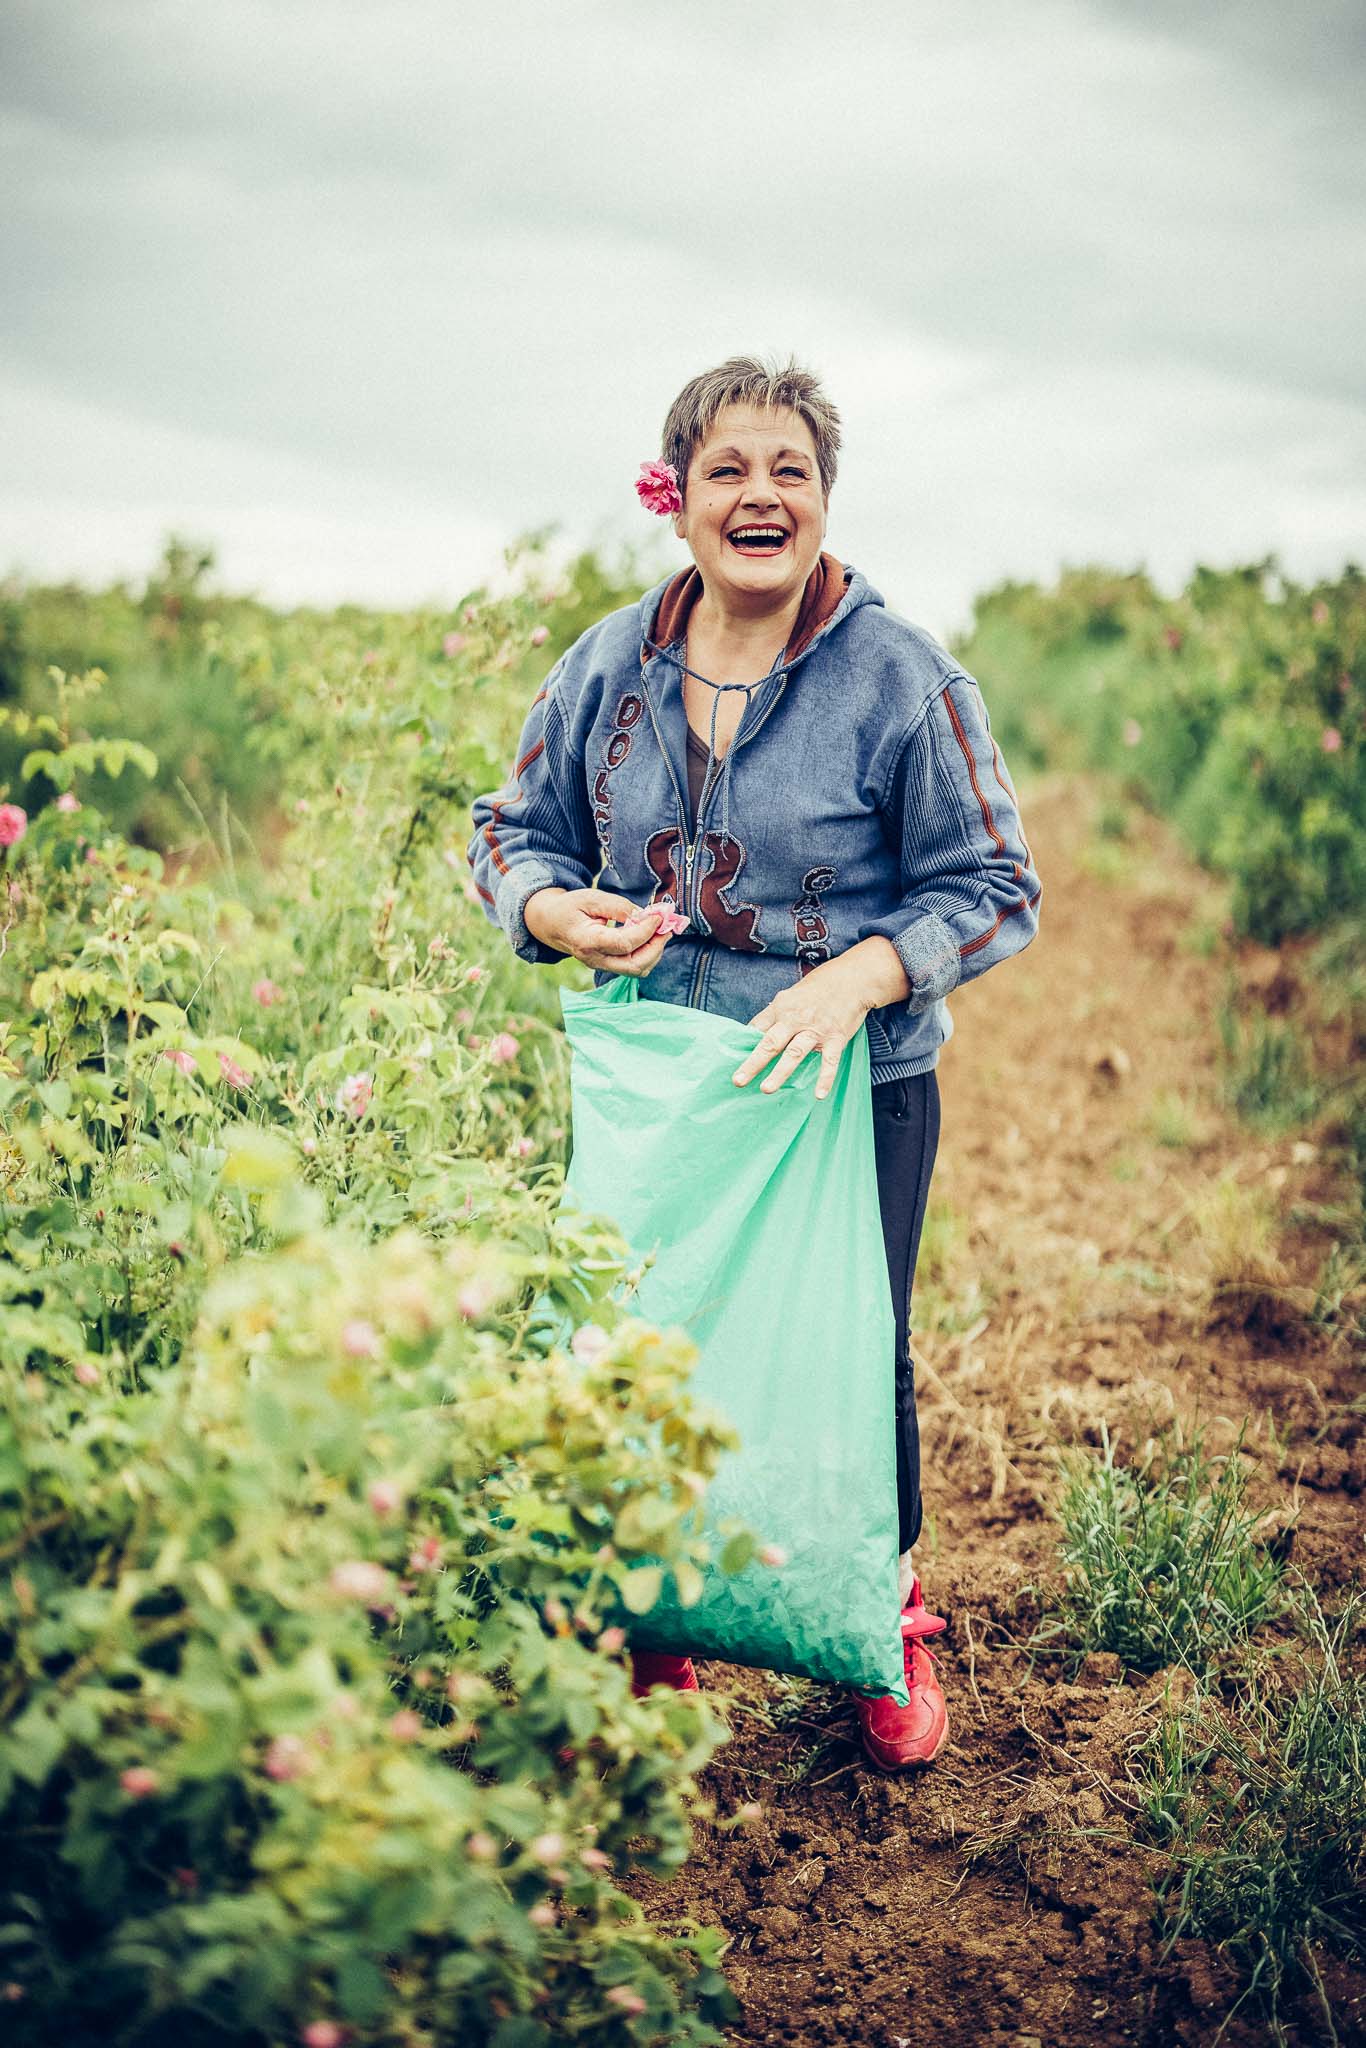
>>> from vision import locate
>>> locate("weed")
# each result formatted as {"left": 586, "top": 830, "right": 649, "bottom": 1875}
{"left": 1146, "top": 1088, "right": 1201, "bottom": 1150}
{"left": 1029, "top": 1420, "right": 1285, "bottom": 1676}
{"left": 1309, "top": 1241, "right": 1366, "bottom": 1340}
{"left": 1216, "top": 992, "right": 1321, "bottom": 1135}
{"left": 1129, "top": 1586, "right": 1366, "bottom": 2045}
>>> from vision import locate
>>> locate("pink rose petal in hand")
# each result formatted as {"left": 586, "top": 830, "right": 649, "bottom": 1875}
{"left": 626, "top": 898, "right": 690, "bottom": 937}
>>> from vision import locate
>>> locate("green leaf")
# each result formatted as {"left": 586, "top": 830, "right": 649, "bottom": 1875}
{"left": 620, "top": 1567, "right": 663, "bottom": 1615}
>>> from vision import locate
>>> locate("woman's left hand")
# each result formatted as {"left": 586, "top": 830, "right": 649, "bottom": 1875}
{"left": 734, "top": 958, "right": 873, "bottom": 1101}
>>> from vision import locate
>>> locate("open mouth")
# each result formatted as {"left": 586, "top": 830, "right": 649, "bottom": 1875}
{"left": 726, "top": 525, "right": 791, "bottom": 556}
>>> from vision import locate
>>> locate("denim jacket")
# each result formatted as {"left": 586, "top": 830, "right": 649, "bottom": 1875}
{"left": 466, "top": 560, "right": 1041, "bottom": 1085}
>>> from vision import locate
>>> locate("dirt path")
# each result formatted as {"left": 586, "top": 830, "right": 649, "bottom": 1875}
{"left": 626, "top": 773, "right": 1364, "bottom": 2048}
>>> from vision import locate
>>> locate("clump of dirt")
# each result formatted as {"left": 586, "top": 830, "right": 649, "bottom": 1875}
{"left": 622, "top": 776, "right": 1365, "bottom": 2047}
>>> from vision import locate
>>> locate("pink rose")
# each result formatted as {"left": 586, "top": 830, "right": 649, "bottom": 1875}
{"left": 606, "top": 1987, "right": 648, "bottom": 2015}
{"left": 1322, "top": 726, "right": 1343, "bottom": 753}
{"left": 340, "top": 1319, "right": 379, "bottom": 1358}
{"left": 463, "top": 963, "right": 486, "bottom": 984}
{"left": 252, "top": 978, "right": 284, "bottom": 1007}
{"left": 528, "top": 1902, "right": 557, "bottom": 1928}
{"left": 635, "top": 460, "right": 682, "bottom": 516}
{"left": 162, "top": 1048, "right": 196, "bottom": 1081}
{"left": 443, "top": 631, "right": 468, "bottom": 657}
{"left": 0, "top": 804, "right": 28, "bottom": 848}
{"left": 264, "top": 1734, "right": 311, "bottom": 1782}
{"left": 597, "top": 1626, "right": 626, "bottom": 1655}
{"left": 336, "top": 1072, "right": 373, "bottom": 1119}
{"left": 488, "top": 1032, "right": 519, "bottom": 1065}
{"left": 514, "top": 1135, "right": 535, "bottom": 1158}
{"left": 466, "top": 1830, "right": 498, "bottom": 1860}
{"left": 329, "top": 1560, "right": 391, "bottom": 1604}
{"left": 217, "top": 1053, "right": 252, "bottom": 1091}
{"left": 531, "top": 625, "right": 550, "bottom": 647}
{"left": 120, "top": 1765, "right": 160, "bottom": 1799}
{"left": 627, "top": 897, "right": 689, "bottom": 936}
{"left": 571, "top": 1322, "right": 610, "bottom": 1365}
{"left": 389, "top": 1709, "right": 423, "bottom": 1742}
{"left": 55, "top": 791, "right": 80, "bottom": 813}
{"left": 367, "top": 1478, "right": 402, "bottom": 1516}
{"left": 74, "top": 1360, "right": 100, "bottom": 1387}
{"left": 301, "top": 2025, "right": 347, "bottom": 2048}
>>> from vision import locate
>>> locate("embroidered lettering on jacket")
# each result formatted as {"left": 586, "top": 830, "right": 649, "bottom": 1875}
{"left": 643, "top": 826, "right": 766, "bottom": 952}
{"left": 791, "top": 864, "right": 836, "bottom": 975}
{"left": 591, "top": 691, "right": 645, "bottom": 867}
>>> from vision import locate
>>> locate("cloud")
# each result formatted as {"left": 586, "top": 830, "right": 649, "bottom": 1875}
{"left": 1, "top": 0, "right": 1362, "bottom": 633}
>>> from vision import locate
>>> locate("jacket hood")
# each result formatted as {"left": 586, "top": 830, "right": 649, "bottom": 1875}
{"left": 634, "top": 555, "right": 883, "bottom": 854}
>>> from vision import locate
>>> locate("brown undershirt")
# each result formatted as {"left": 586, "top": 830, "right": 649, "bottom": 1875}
{"left": 684, "top": 724, "right": 717, "bottom": 832}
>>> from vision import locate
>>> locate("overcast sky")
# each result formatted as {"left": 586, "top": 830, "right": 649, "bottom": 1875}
{"left": 2, "top": 0, "right": 1363, "bottom": 641}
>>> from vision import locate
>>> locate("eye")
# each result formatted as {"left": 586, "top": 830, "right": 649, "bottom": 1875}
{"left": 709, "top": 465, "right": 740, "bottom": 477}
{"left": 778, "top": 466, "right": 807, "bottom": 478}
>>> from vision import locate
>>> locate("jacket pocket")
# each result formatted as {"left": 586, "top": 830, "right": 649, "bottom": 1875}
{"left": 864, "top": 1005, "right": 903, "bottom": 1067}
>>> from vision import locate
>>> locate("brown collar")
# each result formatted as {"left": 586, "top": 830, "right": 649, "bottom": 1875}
{"left": 643, "top": 550, "right": 850, "bottom": 670}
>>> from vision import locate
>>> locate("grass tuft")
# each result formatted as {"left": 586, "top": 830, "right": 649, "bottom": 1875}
{"left": 1030, "top": 1420, "right": 1285, "bottom": 1676}
{"left": 1129, "top": 1586, "right": 1366, "bottom": 2045}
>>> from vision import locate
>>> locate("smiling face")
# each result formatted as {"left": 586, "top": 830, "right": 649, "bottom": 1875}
{"left": 671, "top": 402, "right": 829, "bottom": 617}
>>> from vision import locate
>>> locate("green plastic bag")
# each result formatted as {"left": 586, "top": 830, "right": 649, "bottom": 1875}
{"left": 554, "top": 972, "right": 908, "bottom": 1703}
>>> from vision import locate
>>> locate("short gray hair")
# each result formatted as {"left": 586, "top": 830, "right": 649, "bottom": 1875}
{"left": 661, "top": 354, "right": 841, "bottom": 501}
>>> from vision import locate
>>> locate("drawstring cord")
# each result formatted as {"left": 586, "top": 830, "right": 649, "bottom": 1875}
{"left": 640, "top": 632, "right": 787, "bottom": 851}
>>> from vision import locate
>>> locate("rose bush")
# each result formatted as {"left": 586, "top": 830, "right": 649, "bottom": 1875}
{"left": 0, "top": 542, "right": 761, "bottom": 2045}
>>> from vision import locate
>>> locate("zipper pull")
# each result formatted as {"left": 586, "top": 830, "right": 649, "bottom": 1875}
{"left": 685, "top": 840, "right": 696, "bottom": 883}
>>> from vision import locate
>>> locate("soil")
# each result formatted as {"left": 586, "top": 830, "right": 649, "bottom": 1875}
{"left": 623, "top": 773, "right": 1365, "bottom": 2048}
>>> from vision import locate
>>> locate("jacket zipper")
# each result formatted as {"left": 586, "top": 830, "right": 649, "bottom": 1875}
{"left": 639, "top": 624, "right": 832, "bottom": 1004}
{"left": 683, "top": 677, "right": 789, "bottom": 1004}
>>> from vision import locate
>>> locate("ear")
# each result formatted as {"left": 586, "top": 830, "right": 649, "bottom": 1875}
{"left": 671, "top": 503, "right": 687, "bottom": 541}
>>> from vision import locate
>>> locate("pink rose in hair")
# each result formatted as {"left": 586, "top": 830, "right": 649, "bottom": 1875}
{"left": 635, "top": 460, "right": 682, "bottom": 516}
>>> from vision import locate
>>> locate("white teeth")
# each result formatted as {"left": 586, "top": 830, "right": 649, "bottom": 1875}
{"left": 729, "top": 526, "right": 788, "bottom": 542}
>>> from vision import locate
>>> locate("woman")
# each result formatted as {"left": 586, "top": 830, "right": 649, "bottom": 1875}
{"left": 467, "top": 355, "right": 1041, "bottom": 1770}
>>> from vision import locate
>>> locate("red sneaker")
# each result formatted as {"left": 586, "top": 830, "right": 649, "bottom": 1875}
{"left": 629, "top": 1651, "right": 700, "bottom": 1699}
{"left": 854, "top": 1577, "right": 948, "bottom": 1771}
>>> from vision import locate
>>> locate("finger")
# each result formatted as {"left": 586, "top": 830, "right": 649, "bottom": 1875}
{"left": 578, "top": 889, "right": 649, "bottom": 923}
{"left": 582, "top": 925, "right": 670, "bottom": 975}
{"left": 731, "top": 1028, "right": 785, "bottom": 1087}
{"left": 576, "top": 907, "right": 662, "bottom": 957}
{"left": 757, "top": 1030, "right": 823, "bottom": 1094}
{"left": 812, "top": 1045, "right": 844, "bottom": 1102}
{"left": 733, "top": 1026, "right": 814, "bottom": 1089}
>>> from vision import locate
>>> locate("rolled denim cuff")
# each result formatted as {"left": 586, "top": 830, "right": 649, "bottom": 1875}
{"left": 860, "top": 908, "right": 961, "bottom": 1014}
{"left": 495, "top": 860, "right": 570, "bottom": 966}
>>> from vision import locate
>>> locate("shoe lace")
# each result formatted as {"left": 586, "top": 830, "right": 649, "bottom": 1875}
{"left": 900, "top": 1597, "right": 946, "bottom": 1682}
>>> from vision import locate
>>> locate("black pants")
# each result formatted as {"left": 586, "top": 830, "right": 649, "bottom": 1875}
{"left": 870, "top": 1070, "right": 941, "bottom": 1554}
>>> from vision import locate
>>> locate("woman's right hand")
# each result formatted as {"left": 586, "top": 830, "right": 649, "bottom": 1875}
{"left": 524, "top": 887, "right": 675, "bottom": 976}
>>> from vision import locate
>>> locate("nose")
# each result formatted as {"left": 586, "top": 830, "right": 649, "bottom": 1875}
{"left": 742, "top": 475, "right": 781, "bottom": 511}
